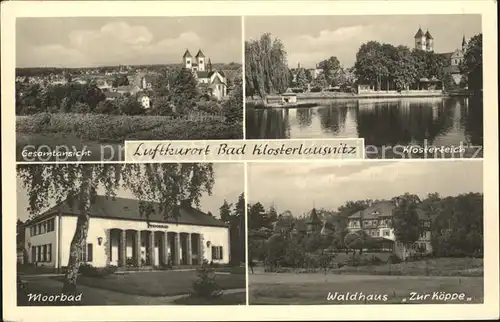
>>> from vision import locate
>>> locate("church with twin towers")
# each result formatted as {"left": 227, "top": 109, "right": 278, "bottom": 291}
{"left": 182, "top": 49, "right": 228, "bottom": 100}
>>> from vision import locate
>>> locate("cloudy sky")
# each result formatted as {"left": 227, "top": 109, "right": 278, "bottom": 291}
{"left": 17, "top": 17, "right": 242, "bottom": 68}
{"left": 17, "top": 163, "right": 244, "bottom": 222}
{"left": 245, "top": 14, "right": 481, "bottom": 68}
{"left": 248, "top": 161, "right": 483, "bottom": 216}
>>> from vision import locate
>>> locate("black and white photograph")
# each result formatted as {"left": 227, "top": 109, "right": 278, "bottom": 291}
{"left": 15, "top": 17, "right": 243, "bottom": 162}
{"left": 244, "top": 15, "right": 483, "bottom": 159}
{"left": 247, "top": 161, "right": 483, "bottom": 304}
{"left": 16, "top": 163, "right": 246, "bottom": 306}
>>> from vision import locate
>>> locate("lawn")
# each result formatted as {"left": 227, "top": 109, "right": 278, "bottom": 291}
{"left": 52, "top": 270, "right": 245, "bottom": 297}
{"left": 16, "top": 113, "right": 243, "bottom": 161}
{"left": 173, "top": 292, "right": 246, "bottom": 305}
{"left": 329, "top": 257, "right": 484, "bottom": 277}
{"left": 249, "top": 274, "right": 484, "bottom": 305}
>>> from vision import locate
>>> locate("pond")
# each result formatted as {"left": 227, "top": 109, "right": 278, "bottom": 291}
{"left": 245, "top": 97, "right": 483, "bottom": 158}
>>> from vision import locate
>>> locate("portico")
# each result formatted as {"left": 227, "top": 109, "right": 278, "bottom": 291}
{"left": 108, "top": 229, "right": 204, "bottom": 267}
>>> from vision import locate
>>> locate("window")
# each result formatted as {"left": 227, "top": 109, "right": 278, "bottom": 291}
{"left": 211, "top": 246, "right": 223, "bottom": 260}
{"left": 383, "top": 230, "right": 390, "bottom": 237}
{"left": 37, "top": 246, "right": 41, "bottom": 262}
{"left": 87, "top": 243, "right": 93, "bottom": 262}
{"left": 419, "top": 232, "right": 426, "bottom": 239}
{"left": 186, "top": 59, "right": 191, "bottom": 64}
{"left": 47, "top": 244, "right": 52, "bottom": 262}
{"left": 31, "top": 247, "right": 36, "bottom": 262}
{"left": 42, "top": 245, "right": 47, "bottom": 262}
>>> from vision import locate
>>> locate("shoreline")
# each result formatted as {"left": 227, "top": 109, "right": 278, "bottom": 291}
{"left": 246, "top": 91, "right": 472, "bottom": 106}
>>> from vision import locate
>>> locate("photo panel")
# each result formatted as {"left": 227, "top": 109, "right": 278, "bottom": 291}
{"left": 16, "top": 16, "right": 244, "bottom": 162}
{"left": 247, "top": 160, "right": 484, "bottom": 304}
{"left": 244, "top": 15, "right": 483, "bottom": 159}
{"left": 16, "top": 162, "right": 246, "bottom": 306}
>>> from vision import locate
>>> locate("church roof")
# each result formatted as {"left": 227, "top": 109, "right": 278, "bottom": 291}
{"left": 462, "top": 35, "right": 467, "bottom": 47}
{"left": 195, "top": 49, "right": 206, "bottom": 58}
{"left": 183, "top": 49, "right": 192, "bottom": 58}
{"left": 196, "top": 71, "right": 210, "bottom": 78}
{"left": 306, "top": 208, "right": 322, "bottom": 224}
{"left": 414, "top": 28, "right": 424, "bottom": 38}
{"left": 25, "top": 195, "right": 228, "bottom": 228}
{"left": 425, "top": 30, "right": 433, "bottom": 39}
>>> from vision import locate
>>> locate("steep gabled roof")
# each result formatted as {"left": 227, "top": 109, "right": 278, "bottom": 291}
{"left": 414, "top": 28, "right": 424, "bottom": 38}
{"left": 195, "top": 49, "right": 206, "bottom": 58}
{"left": 425, "top": 30, "right": 433, "bottom": 39}
{"left": 25, "top": 195, "right": 228, "bottom": 228}
{"left": 183, "top": 49, "right": 192, "bottom": 58}
{"left": 306, "top": 208, "right": 322, "bottom": 224}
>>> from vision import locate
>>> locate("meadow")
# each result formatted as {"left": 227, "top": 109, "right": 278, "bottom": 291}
{"left": 249, "top": 258, "right": 484, "bottom": 305}
{"left": 16, "top": 113, "right": 242, "bottom": 161}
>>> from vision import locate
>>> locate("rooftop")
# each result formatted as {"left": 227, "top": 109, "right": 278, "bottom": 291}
{"left": 25, "top": 195, "right": 228, "bottom": 228}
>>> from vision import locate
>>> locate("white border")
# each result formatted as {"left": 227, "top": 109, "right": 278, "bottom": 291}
{"left": 2, "top": 1, "right": 498, "bottom": 321}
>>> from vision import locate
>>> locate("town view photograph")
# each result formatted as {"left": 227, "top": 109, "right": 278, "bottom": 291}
{"left": 247, "top": 160, "right": 483, "bottom": 304}
{"left": 16, "top": 17, "right": 243, "bottom": 162}
{"left": 16, "top": 163, "right": 246, "bottom": 305}
{"left": 245, "top": 15, "right": 483, "bottom": 159}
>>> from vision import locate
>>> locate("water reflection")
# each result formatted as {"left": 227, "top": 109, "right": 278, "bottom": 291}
{"left": 246, "top": 97, "right": 483, "bottom": 158}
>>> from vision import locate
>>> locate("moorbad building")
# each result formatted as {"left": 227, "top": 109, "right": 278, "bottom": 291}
{"left": 22, "top": 196, "right": 230, "bottom": 269}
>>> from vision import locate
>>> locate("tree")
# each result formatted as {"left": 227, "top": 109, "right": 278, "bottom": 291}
{"left": 461, "top": 33, "right": 482, "bottom": 92}
{"left": 171, "top": 68, "right": 199, "bottom": 110}
{"left": 112, "top": 74, "right": 129, "bottom": 87}
{"left": 245, "top": 33, "right": 290, "bottom": 97}
{"left": 392, "top": 194, "right": 421, "bottom": 260}
{"left": 248, "top": 202, "right": 268, "bottom": 229}
{"left": 393, "top": 46, "right": 418, "bottom": 91}
{"left": 311, "top": 72, "right": 328, "bottom": 89}
{"left": 267, "top": 205, "right": 278, "bottom": 224}
{"left": 17, "top": 163, "right": 215, "bottom": 293}
{"left": 318, "top": 56, "right": 342, "bottom": 86}
{"left": 219, "top": 200, "right": 232, "bottom": 223}
{"left": 343, "top": 230, "right": 368, "bottom": 255}
{"left": 223, "top": 77, "right": 243, "bottom": 130}
{"left": 295, "top": 69, "right": 309, "bottom": 89}
{"left": 354, "top": 41, "right": 389, "bottom": 90}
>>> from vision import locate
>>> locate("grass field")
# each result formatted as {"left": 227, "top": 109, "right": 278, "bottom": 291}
{"left": 249, "top": 258, "right": 484, "bottom": 305}
{"left": 16, "top": 113, "right": 242, "bottom": 161}
{"left": 173, "top": 292, "right": 246, "bottom": 305}
{"left": 52, "top": 270, "right": 246, "bottom": 297}
{"left": 249, "top": 274, "right": 483, "bottom": 304}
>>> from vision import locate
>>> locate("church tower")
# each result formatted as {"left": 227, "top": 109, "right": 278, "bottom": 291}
{"left": 183, "top": 49, "right": 193, "bottom": 70}
{"left": 414, "top": 27, "right": 426, "bottom": 50}
{"left": 207, "top": 58, "right": 213, "bottom": 72}
{"left": 425, "top": 30, "right": 434, "bottom": 52}
{"left": 195, "top": 49, "right": 206, "bottom": 72}
{"left": 462, "top": 35, "right": 467, "bottom": 51}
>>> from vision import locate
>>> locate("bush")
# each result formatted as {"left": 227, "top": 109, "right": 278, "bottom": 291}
{"left": 310, "top": 87, "right": 322, "bottom": 92}
{"left": 387, "top": 254, "right": 402, "bottom": 264}
{"left": 368, "top": 255, "right": 383, "bottom": 265}
{"left": 79, "top": 264, "right": 117, "bottom": 278}
{"left": 190, "top": 261, "right": 223, "bottom": 298}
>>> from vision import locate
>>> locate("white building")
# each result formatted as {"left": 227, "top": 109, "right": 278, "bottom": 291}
{"left": 347, "top": 200, "right": 432, "bottom": 258}
{"left": 23, "top": 196, "right": 230, "bottom": 268}
{"left": 182, "top": 49, "right": 228, "bottom": 100}
{"left": 137, "top": 94, "right": 151, "bottom": 109}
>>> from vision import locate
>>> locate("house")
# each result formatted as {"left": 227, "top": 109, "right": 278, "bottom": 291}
{"left": 22, "top": 196, "right": 231, "bottom": 268}
{"left": 140, "top": 75, "right": 157, "bottom": 90}
{"left": 182, "top": 49, "right": 228, "bottom": 100}
{"left": 113, "top": 85, "right": 141, "bottom": 95}
{"left": 347, "top": 200, "right": 433, "bottom": 257}
{"left": 137, "top": 93, "right": 151, "bottom": 109}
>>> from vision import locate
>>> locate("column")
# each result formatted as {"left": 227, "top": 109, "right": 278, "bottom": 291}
{"left": 120, "top": 230, "right": 126, "bottom": 267}
{"left": 135, "top": 230, "right": 141, "bottom": 267}
{"left": 104, "top": 229, "right": 111, "bottom": 266}
{"left": 186, "top": 233, "right": 192, "bottom": 265}
{"left": 173, "top": 233, "right": 180, "bottom": 265}
{"left": 163, "top": 232, "right": 169, "bottom": 265}
{"left": 198, "top": 234, "right": 204, "bottom": 265}
{"left": 148, "top": 231, "right": 155, "bottom": 266}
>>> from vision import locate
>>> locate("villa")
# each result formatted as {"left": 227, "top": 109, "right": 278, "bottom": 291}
{"left": 22, "top": 196, "right": 231, "bottom": 269}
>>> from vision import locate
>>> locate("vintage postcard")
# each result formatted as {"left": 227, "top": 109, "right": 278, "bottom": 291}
{"left": 1, "top": 1, "right": 498, "bottom": 322}
{"left": 247, "top": 160, "right": 484, "bottom": 304}
{"left": 16, "top": 163, "right": 246, "bottom": 306}
{"left": 245, "top": 14, "right": 484, "bottom": 159}
{"left": 14, "top": 16, "right": 243, "bottom": 162}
